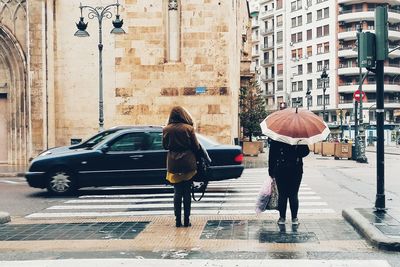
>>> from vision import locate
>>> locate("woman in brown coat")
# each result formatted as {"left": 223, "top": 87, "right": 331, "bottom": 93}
{"left": 163, "top": 106, "right": 201, "bottom": 227}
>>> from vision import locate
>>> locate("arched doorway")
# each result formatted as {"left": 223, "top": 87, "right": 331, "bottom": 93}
{"left": 0, "top": 26, "right": 28, "bottom": 165}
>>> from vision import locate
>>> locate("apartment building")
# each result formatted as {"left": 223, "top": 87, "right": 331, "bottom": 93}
{"left": 338, "top": 0, "right": 400, "bottom": 127}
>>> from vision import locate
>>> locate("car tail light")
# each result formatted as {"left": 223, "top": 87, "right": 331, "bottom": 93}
{"left": 234, "top": 153, "right": 243, "bottom": 163}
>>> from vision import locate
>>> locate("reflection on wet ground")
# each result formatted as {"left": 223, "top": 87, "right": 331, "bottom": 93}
{"left": 201, "top": 219, "right": 361, "bottom": 243}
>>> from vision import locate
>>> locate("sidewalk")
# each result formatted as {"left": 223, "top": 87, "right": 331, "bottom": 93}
{"left": 0, "top": 165, "right": 26, "bottom": 177}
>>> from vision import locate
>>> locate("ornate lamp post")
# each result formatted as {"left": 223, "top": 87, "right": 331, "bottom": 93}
{"left": 306, "top": 87, "right": 311, "bottom": 110}
{"left": 75, "top": 1, "right": 125, "bottom": 131}
{"left": 320, "top": 67, "right": 328, "bottom": 121}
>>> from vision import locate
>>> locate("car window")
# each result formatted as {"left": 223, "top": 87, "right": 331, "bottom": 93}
{"left": 83, "top": 130, "right": 118, "bottom": 147}
{"left": 108, "top": 133, "right": 146, "bottom": 152}
{"left": 146, "top": 132, "right": 164, "bottom": 150}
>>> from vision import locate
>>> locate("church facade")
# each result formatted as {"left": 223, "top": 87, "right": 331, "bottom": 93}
{"left": 0, "top": 0, "right": 250, "bottom": 165}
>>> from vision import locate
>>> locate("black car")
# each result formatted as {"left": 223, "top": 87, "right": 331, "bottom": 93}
{"left": 26, "top": 126, "right": 244, "bottom": 195}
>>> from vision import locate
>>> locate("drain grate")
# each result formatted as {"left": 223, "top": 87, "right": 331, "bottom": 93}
{"left": 0, "top": 221, "right": 149, "bottom": 241}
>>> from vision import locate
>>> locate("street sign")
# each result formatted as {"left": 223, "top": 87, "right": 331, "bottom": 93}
{"left": 353, "top": 90, "right": 367, "bottom": 102}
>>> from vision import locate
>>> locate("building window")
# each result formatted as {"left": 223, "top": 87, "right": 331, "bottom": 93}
{"left": 297, "top": 32, "right": 303, "bottom": 42}
{"left": 317, "top": 9, "right": 323, "bottom": 20}
{"left": 324, "top": 94, "right": 330, "bottom": 105}
{"left": 292, "top": 17, "right": 297, "bottom": 28}
{"left": 317, "top": 78, "right": 330, "bottom": 88}
{"left": 317, "top": 43, "right": 322, "bottom": 54}
{"left": 324, "top": 42, "right": 329, "bottom": 53}
{"left": 317, "top": 26, "right": 322, "bottom": 37}
{"left": 307, "top": 12, "right": 312, "bottom": 23}
{"left": 298, "top": 81, "right": 303, "bottom": 91}
{"left": 297, "top": 48, "right": 303, "bottom": 58}
{"left": 307, "top": 0, "right": 312, "bottom": 7}
{"left": 307, "top": 79, "right": 312, "bottom": 90}
{"left": 324, "top": 59, "right": 329, "bottom": 70}
{"left": 291, "top": 1, "right": 296, "bottom": 12}
{"left": 292, "top": 49, "right": 297, "bottom": 59}
{"left": 307, "top": 46, "right": 312, "bottom": 56}
{"left": 292, "top": 97, "right": 303, "bottom": 107}
{"left": 298, "top": 16, "right": 302, "bottom": 26}
{"left": 298, "top": 65, "right": 303, "bottom": 75}
{"left": 277, "top": 15, "right": 283, "bottom": 27}
{"left": 317, "top": 61, "right": 323, "bottom": 71}
{"left": 255, "top": 44, "right": 259, "bottom": 54}
{"left": 324, "top": 7, "right": 329, "bottom": 18}
{"left": 277, "top": 80, "right": 283, "bottom": 90}
{"left": 317, "top": 95, "right": 323, "bottom": 106}
{"left": 277, "top": 48, "right": 283, "bottom": 59}
{"left": 291, "top": 33, "right": 297, "bottom": 43}
{"left": 297, "top": 0, "right": 302, "bottom": 10}
{"left": 277, "top": 0, "right": 282, "bottom": 9}
{"left": 292, "top": 82, "right": 297, "bottom": 92}
{"left": 324, "top": 25, "right": 329, "bottom": 36}
{"left": 277, "top": 31, "right": 283, "bottom": 43}
{"left": 307, "top": 29, "right": 312, "bottom": 40}
{"left": 307, "top": 63, "right": 312, "bottom": 73}
{"left": 277, "top": 64, "right": 283, "bottom": 75}
{"left": 307, "top": 96, "right": 313, "bottom": 107}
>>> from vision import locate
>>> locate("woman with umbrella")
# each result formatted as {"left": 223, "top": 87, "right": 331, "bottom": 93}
{"left": 261, "top": 107, "right": 330, "bottom": 225}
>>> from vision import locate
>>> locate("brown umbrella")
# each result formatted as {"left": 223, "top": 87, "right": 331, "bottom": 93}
{"left": 260, "top": 108, "right": 330, "bottom": 145}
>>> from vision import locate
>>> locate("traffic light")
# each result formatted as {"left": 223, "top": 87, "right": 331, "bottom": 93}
{"left": 359, "top": 32, "right": 376, "bottom": 68}
{"left": 375, "top": 6, "right": 388, "bottom": 61}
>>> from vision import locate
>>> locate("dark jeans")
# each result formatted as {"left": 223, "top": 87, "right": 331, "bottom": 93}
{"left": 173, "top": 180, "right": 192, "bottom": 221}
{"left": 275, "top": 172, "right": 302, "bottom": 219}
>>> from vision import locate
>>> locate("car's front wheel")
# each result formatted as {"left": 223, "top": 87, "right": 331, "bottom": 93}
{"left": 46, "top": 169, "right": 77, "bottom": 196}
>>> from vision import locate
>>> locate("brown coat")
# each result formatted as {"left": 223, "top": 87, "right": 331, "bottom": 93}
{"left": 162, "top": 107, "right": 201, "bottom": 174}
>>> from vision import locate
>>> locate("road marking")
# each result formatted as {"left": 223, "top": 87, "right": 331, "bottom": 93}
{"left": 66, "top": 196, "right": 321, "bottom": 204}
{"left": 47, "top": 202, "right": 328, "bottom": 210}
{"left": 0, "top": 259, "right": 391, "bottom": 267}
{"left": 0, "top": 180, "right": 23, "bottom": 184}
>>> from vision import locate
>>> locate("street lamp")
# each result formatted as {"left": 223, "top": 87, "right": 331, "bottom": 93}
{"left": 320, "top": 66, "right": 328, "bottom": 121}
{"left": 75, "top": 1, "right": 125, "bottom": 131}
{"left": 306, "top": 87, "right": 311, "bottom": 110}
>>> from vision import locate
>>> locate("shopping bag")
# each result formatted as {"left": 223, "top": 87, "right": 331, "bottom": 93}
{"left": 266, "top": 178, "right": 278, "bottom": 210}
{"left": 255, "top": 176, "right": 273, "bottom": 214}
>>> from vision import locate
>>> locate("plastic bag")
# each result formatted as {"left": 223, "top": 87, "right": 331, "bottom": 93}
{"left": 266, "top": 178, "right": 278, "bottom": 210}
{"left": 255, "top": 176, "right": 273, "bottom": 214}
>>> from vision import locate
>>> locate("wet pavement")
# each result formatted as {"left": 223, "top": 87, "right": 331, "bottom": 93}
{"left": 357, "top": 208, "right": 400, "bottom": 238}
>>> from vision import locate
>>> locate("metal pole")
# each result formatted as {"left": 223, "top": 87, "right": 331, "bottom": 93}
{"left": 323, "top": 84, "right": 326, "bottom": 121}
{"left": 357, "top": 23, "right": 368, "bottom": 163}
{"left": 340, "top": 109, "right": 344, "bottom": 141}
{"left": 375, "top": 59, "right": 385, "bottom": 211}
{"left": 98, "top": 19, "right": 104, "bottom": 131}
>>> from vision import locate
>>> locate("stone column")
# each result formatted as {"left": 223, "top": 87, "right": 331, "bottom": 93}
{"left": 168, "top": 0, "right": 180, "bottom": 62}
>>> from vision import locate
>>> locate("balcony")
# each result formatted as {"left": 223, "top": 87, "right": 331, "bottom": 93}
{"left": 339, "top": 27, "right": 400, "bottom": 41}
{"left": 338, "top": 82, "right": 400, "bottom": 93}
{"left": 261, "top": 75, "right": 275, "bottom": 82}
{"left": 338, "top": 46, "right": 357, "bottom": 58}
{"left": 260, "top": 10, "right": 274, "bottom": 20}
{"left": 339, "top": 65, "right": 400, "bottom": 75}
{"left": 389, "top": 45, "right": 400, "bottom": 58}
{"left": 338, "top": 0, "right": 400, "bottom": 4}
{"left": 261, "top": 44, "right": 274, "bottom": 51}
{"left": 261, "top": 28, "right": 274, "bottom": 36}
{"left": 261, "top": 59, "right": 274, "bottom": 66}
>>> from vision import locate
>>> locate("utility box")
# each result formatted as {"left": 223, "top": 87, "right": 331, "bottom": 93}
{"left": 359, "top": 32, "right": 376, "bottom": 68}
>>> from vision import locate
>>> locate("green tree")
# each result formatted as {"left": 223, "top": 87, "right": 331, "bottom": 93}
{"left": 239, "top": 79, "right": 267, "bottom": 142}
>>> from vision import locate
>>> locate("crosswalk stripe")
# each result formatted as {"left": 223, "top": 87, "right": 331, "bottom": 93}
{"left": 66, "top": 196, "right": 321, "bottom": 204}
{"left": 47, "top": 201, "right": 328, "bottom": 210}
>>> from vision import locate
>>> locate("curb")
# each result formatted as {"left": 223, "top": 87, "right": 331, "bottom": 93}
{"left": 343, "top": 208, "right": 400, "bottom": 251}
{"left": 0, "top": 212, "right": 11, "bottom": 224}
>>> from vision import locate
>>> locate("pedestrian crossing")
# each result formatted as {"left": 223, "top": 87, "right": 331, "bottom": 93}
{"left": 26, "top": 168, "right": 335, "bottom": 219}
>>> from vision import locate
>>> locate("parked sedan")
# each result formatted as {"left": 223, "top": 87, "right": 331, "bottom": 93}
{"left": 25, "top": 126, "right": 244, "bottom": 195}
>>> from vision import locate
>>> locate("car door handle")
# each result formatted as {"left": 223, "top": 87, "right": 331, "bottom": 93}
{"left": 129, "top": 155, "right": 144, "bottom": 159}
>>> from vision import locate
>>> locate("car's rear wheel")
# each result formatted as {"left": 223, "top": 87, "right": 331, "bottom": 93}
{"left": 46, "top": 169, "right": 77, "bottom": 196}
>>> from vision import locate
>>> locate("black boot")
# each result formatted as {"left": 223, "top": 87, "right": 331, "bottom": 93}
{"left": 176, "top": 217, "right": 182, "bottom": 228}
{"left": 183, "top": 217, "right": 191, "bottom": 227}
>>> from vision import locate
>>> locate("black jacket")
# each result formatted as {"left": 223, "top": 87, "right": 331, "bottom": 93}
{"left": 268, "top": 140, "right": 310, "bottom": 177}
